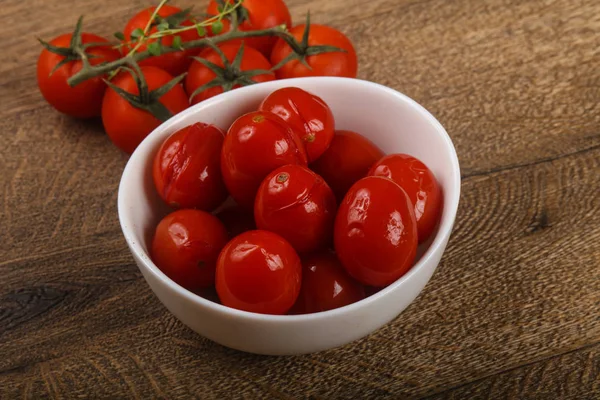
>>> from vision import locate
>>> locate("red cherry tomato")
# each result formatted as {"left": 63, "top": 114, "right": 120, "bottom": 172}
{"left": 216, "top": 230, "right": 301, "bottom": 314}
{"left": 254, "top": 165, "right": 336, "bottom": 253}
{"left": 153, "top": 122, "right": 227, "bottom": 211}
{"left": 221, "top": 111, "right": 308, "bottom": 209}
{"left": 369, "top": 154, "right": 443, "bottom": 243}
{"left": 216, "top": 205, "right": 256, "bottom": 238}
{"left": 270, "top": 24, "right": 357, "bottom": 79}
{"left": 310, "top": 130, "right": 384, "bottom": 202}
{"left": 37, "top": 33, "right": 120, "bottom": 118}
{"left": 185, "top": 43, "right": 275, "bottom": 104}
{"left": 152, "top": 209, "right": 229, "bottom": 290}
{"left": 289, "top": 252, "right": 365, "bottom": 314}
{"left": 334, "top": 176, "right": 418, "bottom": 287}
{"left": 122, "top": 5, "right": 201, "bottom": 76}
{"left": 207, "top": 0, "right": 292, "bottom": 56}
{"left": 259, "top": 87, "right": 335, "bottom": 162}
{"left": 101, "top": 66, "right": 189, "bottom": 154}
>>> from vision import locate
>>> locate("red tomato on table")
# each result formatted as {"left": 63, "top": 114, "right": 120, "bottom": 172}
{"left": 289, "top": 252, "right": 365, "bottom": 314}
{"left": 310, "top": 130, "right": 384, "bottom": 203}
{"left": 185, "top": 43, "right": 274, "bottom": 104}
{"left": 369, "top": 154, "right": 443, "bottom": 243}
{"left": 152, "top": 209, "right": 229, "bottom": 290}
{"left": 101, "top": 66, "right": 188, "bottom": 154}
{"left": 334, "top": 176, "right": 418, "bottom": 287}
{"left": 270, "top": 24, "right": 357, "bottom": 79}
{"left": 122, "top": 5, "right": 201, "bottom": 76}
{"left": 153, "top": 122, "right": 227, "bottom": 211}
{"left": 216, "top": 230, "right": 301, "bottom": 314}
{"left": 206, "top": 0, "right": 292, "bottom": 56}
{"left": 37, "top": 33, "right": 120, "bottom": 118}
{"left": 254, "top": 165, "right": 336, "bottom": 254}
{"left": 221, "top": 111, "right": 308, "bottom": 209}
{"left": 259, "top": 87, "right": 335, "bottom": 162}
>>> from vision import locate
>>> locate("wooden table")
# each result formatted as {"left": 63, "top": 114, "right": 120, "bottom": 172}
{"left": 2, "top": 0, "right": 599, "bottom": 398}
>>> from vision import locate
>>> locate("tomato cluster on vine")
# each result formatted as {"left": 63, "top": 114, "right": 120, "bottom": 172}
{"left": 36, "top": 0, "right": 358, "bottom": 155}
{"left": 150, "top": 86, "right": 444, "bottom": 315}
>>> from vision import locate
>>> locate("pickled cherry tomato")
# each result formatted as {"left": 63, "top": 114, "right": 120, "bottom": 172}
{"left": 153, "top": 122, "right": 227, "bottom": 211}
{"left": 259, "top": 87, "right": 335, "bottom": 162}
{"left": 152, "top": 209, "right": 229, "bottom": 290}
{"left": 289, "top": 252, "right": 365, "bottom": 314}
{"left": 216, "top": 230, "right": 302, "bottom": 314}
{"left": 369, "top": 153, "right": 442, "bottom": 242}
{"left": 310, "top": 130, "right": 383, "bottom": 202}
{"left": 254, "top": 164, "right": 336, "bottom": 253}
{"left": 334, "top": 176, "right": 418, "bottom": 287}
{"left": 221, "top": 111, "right": 308, "bottom": 209}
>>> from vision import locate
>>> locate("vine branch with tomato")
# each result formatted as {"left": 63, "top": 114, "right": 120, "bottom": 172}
{"left": 39, "top": 0, "right": 342, "bottom": 89}
{"left": 70, "top": 26, "right": 293, "bottom": 87}
{"left": 36, "top": 0, "right": 357, "bottom": 153}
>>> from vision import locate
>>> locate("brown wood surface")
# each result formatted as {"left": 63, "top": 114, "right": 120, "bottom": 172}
{"left": 1, "top": 0, "right": 599, "bottom": 398}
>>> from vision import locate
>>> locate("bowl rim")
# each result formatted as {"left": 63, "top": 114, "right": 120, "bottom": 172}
{"left": 118, "top": 76, "right": 461, "bottom": 323}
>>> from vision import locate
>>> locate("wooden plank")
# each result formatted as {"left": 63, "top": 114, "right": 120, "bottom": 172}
{"left": 0, "top": 109, "right": 127, "bottom": 262}
{"left": 1, "top": 0, "right": 600, "bottom": 398}
{"left": 427, "top": 343, "right": 600, "bottom": 399}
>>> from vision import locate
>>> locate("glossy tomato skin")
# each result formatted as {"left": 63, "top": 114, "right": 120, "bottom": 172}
{"left": 216, "top": 230, "right": 301, "bottom": 314}
{"left": 259, "top": 87, "right": 335, "bottom": 162}
{"left": 153, "top": 122, "right": 227, "bottom": 211}
{"left": 271, "top": 24, "right": 357, "bottom": 79}
{"left": 289, "top": 252, "right": 365, "bottom": 314}
{"left": 254, "top": 165, "right": 336, "bottom": 253}
{"left": 334, "top": 176, "right": 418, "bottom": 287}
{"left": 37, "top": 33, "right": 121, "bottom": 118}
{"left": 216, "top": 205, "right": 257, "bottom": 239}
{"left": 185, "top": 43, "right": 275, "bottom": 104}
{"left": 207, "top": 0, "right": 291, "bottom": 56}
{"left": 369, "top": 154, "right": 443, "bottom": 243}
{"left": 152, "top": 209, "right": 229, "bottom": 290}
{"left": 221, "top": 111, "right": 308, "bottom": 209}
{"left": 101, "top": 66, "right": 188, "bottom": 154}
{"left": 310, "top": 130, "right": 384, "bottom": 203}
{"left": 123, "top": 5, "right": 201, "bottom": 76}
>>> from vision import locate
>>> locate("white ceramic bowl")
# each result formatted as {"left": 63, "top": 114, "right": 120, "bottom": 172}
{"left": 118, "top": 77, "right": 461, "bottom": 355}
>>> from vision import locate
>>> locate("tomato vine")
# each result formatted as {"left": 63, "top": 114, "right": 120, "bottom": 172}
{"left": 37, "top": 0, "right": 347, "bottom": 121}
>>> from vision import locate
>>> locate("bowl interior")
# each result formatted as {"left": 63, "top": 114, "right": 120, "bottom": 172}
{"left": 119, "top": 77, "right": 460, "bottom": 315}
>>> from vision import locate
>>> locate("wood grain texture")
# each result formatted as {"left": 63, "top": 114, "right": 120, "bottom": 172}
{"left": 426, "top": 342, "right": 600, "bottom": 399}
{"left": 1, "top": 0, "right": 599, "bottom": 398}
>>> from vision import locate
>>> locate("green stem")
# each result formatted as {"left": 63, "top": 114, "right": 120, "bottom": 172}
{"left": 126, "top": 0, "right": 169, "bottom": 57}
{"left": 67, "top": 26, "right": 290, "bottom": 87}
{"left": 230, "top": 8, "right": 239, "bottom": 31}
{"left": 146, "top": 101, "right": 174, "bottom": 122}
{"left": 119, "top": 0, "right": 244, "bottom": 50}
{"left": 128, "top": 61, "right": 149, "bottom": 103}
